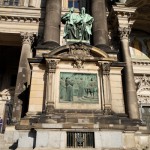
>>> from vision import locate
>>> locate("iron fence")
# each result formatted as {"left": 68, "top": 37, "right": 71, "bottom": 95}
{"left": 67, "top": 132, "right": 95, "bottom": 148}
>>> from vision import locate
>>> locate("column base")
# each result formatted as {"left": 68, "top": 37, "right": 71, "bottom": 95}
{"left": 41, "top": 41, "right": 60, "bottom": 49}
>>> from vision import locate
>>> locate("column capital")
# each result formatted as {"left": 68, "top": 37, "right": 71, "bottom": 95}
{"left": 98, "top": 62, "right": 111, "bottom": 75}
{"left": 21, "top": 32, "right": 35, "bottom": 45}
{"left": 46, "top": 59, "right": 60, "bottom": 73}
{"left": 119, "top": 26, "right": 131, "bottom": 40}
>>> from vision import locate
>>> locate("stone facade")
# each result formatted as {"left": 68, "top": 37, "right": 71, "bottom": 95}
{"left": 0, "top": 0, "right": 150, "bottom": 150}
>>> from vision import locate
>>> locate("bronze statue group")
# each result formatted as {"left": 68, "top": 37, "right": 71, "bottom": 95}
{"left": 61, "top": 7, "right": 94, "bottom": 41}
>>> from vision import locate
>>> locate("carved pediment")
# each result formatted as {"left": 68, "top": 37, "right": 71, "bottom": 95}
{"left": 44, "top": 43, "right": 110, "bottom": 60}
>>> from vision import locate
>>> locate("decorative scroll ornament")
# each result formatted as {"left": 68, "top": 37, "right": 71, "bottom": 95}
{"left": 46, "top": 59, "right": 60, "bottom": 73}
{"left": 69, "top": 43, "right": 90, "bottom": 58}
{"left": 118, "top": 27, "right": 131, "bottom": 40}
{"left": 69, "top": 43, "right": 91, "bottom": 69}
{"left": 135, "top": 75, "right": 150, "bottom": 103}
{"left": 21, "top": 32, "right": 35, "bottom": 45}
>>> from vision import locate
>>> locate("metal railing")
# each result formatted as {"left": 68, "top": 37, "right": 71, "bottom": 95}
{"left": 0, "top": 0, "right": 24, "bottom": 6}
{"left": 67, "top": 132, "right": 95, "bottom": 148}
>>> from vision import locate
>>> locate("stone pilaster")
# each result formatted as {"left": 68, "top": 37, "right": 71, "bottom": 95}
{"left": 92, "top": 0, "right": 109, "bottom": 49}
{"left": 45, "top": 59, "right": 60, "bottom": 114}
{"left": 99, "top": 61, "right": 112, "bottom": 114}
{"left": 43, "top": 0, "right": 61, "bottom": 48}
{"left": 12, "top": 33, "right": 35, "bottom": 123}
{"left": 119, "top": 27, "right": 140, "bottom": 119}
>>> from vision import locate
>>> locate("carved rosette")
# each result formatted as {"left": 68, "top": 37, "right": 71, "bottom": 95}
{"left": 118, "top": 27, "right": 131, "bottom": 40}
{"left": 46, "top": 59, "right": 60, "bottom": 73}
{"left": 21, "top": 32, "right": 35, "bottom": 45}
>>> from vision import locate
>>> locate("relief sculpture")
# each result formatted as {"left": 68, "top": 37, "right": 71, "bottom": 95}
{"left": 59, "top": 72, "right": 99, "bottom": 103}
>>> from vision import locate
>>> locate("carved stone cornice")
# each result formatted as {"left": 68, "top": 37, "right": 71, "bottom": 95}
{"left": 132, "top": 60, "right": 150, "bottom": 66}
{"left": 119, "top": 27, "right": 131, "bottom": 40}
{"left": 21, "top": 32, "right": 35, "bottom": 45}
{"left": 46, "top": 59, "right": 60, "bottom": 73}
{"left": 115, "top": 11, "right": 135, "bottom": 18}
{"left": 0, "top": 15, "right": 40, "bottom": 23}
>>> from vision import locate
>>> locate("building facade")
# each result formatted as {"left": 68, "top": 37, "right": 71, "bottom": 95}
{"left": 0, "top": 0, "right": 150, "bottom": 149}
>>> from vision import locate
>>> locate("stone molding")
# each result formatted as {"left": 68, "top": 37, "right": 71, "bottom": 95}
{"left": 132, "top": 60, "right": 150, "bottom": 66}
{"left": 0, "top": 15, "right": 39, "bottom": 23}
{"left": 21, "top": 32, "right": 35, "bottom": 45}
{"left": 115, "top": 11, "right": 135, "bottom": 18}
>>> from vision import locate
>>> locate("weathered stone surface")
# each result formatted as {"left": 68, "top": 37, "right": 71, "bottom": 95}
{"left": 95, "top": 131, "right": 123, "bottom": 148}
{"left": 18, "top": 131, "right": 35, "bottom": 148}
{"left": 36, "top": 131, "right": 66, "bottom": 149}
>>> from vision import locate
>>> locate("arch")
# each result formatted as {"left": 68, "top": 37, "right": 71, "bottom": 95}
{"left": 48, "top": 43, "right": 109, "bottom": 58}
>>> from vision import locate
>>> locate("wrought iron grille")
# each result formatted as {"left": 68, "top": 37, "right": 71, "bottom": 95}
{"left": 67, "top": 132, "right": 95, "bottom": 148}
{"left": 0, "top": 0, "right": 24, "bottom": 6}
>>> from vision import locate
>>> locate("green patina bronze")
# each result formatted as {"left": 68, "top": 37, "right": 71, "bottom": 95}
{"left": 59, "top": 72, "right": 99, "bottom": 103}
{"left": 61, "top": 7, "right": 94, "bottom": 43}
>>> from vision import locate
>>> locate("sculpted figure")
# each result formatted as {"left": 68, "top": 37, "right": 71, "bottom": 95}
{"left": 61, "top": 7, "right": 77, "bottom": 39}
{"left": 78, "top": 7, "right": 94, "bottom": 41}
{"left": 65, "top": 77, "right": 74, "bottom": 101}
{"left": 61, "top": 7, "right": 94, "bottom": 42}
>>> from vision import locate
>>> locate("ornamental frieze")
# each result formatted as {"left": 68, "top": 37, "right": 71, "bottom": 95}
{"left": 0, "top": 16, "right": 39, "bottom": 23}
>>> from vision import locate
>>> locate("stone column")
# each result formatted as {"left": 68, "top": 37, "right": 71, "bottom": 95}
{"left": 99, "top": 62, "right": 112, "bottom": 114}
{"left": 92, "top": 0, "right": 109, "bottom": 49}
{"left": 12, "top": 33, "right": 34, "bottom": 123}
{"left": 43, "top": 0, "right": 61, "bottom": 48}
{"left": 45, "top": 59, "right": 60, "bottom": 114}
{"left": 119, "top": 27, "right": 140, "bottom": 119}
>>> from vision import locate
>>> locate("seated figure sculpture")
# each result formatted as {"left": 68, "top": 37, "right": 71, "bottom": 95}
{"left": 61, "top": 7, "right": 94, "bottom": 42}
